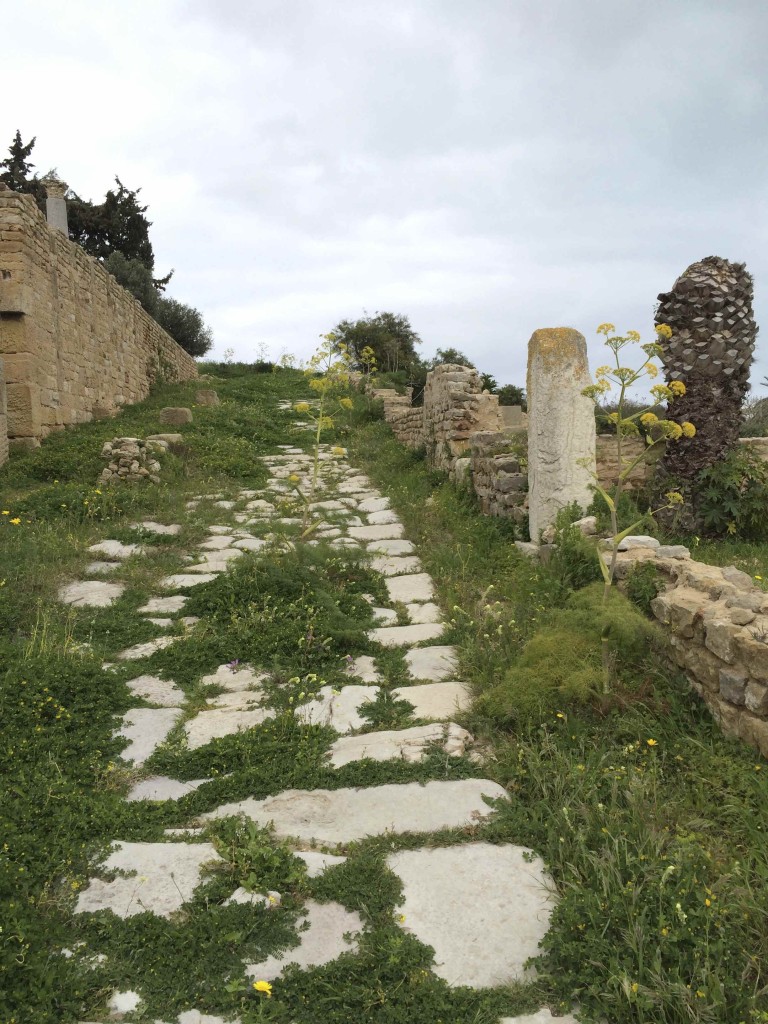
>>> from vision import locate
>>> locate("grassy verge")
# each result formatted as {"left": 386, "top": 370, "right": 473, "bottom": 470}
{"left": 349, "top": 415, "right": 768, "bottom": 1024}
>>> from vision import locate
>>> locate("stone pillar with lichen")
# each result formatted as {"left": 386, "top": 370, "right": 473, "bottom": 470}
{"left": 526, "top": 327, "right": 596, "bottom": 541}
{"left": 41, "top": 175, "right": 69, "bottom": 235}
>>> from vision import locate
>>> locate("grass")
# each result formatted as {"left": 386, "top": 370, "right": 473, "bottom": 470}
{"left": 2, "top": 366, "right": 767, "bottom": 1024}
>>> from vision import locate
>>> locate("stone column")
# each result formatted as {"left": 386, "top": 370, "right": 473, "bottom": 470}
{"left": 526, "top": 327, "right": 596, "bottom": 541}
{"left": 41, "top": 176, "right": 69, "bottom": 235}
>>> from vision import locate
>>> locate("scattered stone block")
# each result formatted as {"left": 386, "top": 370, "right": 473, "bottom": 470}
{"left": 75, "top": 841, "right": 220, "bottom": 918}
{"left": 295, "top": 685, "right": 380, "bottom": 733}
{"left": 117, "top": 708, "right": 182, "bottom": 764}
{"left": 387, "top": 843, "right": 554, "bottom": 987}
{"left": 405, "top": 646, "right": 458, "bottom": 681}
{"left": 195, "top": 389, "right": 220, "bottom": 406}
{"left": 134, "top": 521, "right": 182, "bottom": 536}
{"left": 201, "top": 779, "right": 508, "bottom": 843}
{"left": 88, "top": 539, "right": 142, "bottom": 560}
{"left": 386, "top": 573, "right": 435, "bottom": 604}
{"left": 392, "top": 681, "right": 473, "bottom": 720}
{"left": 245, "top": 900, "right": 363, "bottom": 981}
{"left": 84, "top": 561, "right": 119, "bottom": 575}
{"left": 58, "top": 580, "right": 125, "bottom": 608}
{"left": 328, "top": 723, "right": 472, "bottom": 767}
{"left": 368, "top": 623, "right": 444, "bottom": 647}
{"left": 159, "top": 407, "right": 193, "bottom": 426}
{"left": 617, "top": 535, "right": 660, "bottom": 551}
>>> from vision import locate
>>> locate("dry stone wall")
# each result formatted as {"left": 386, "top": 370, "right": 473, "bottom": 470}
{"left": 0, "top": 190, "right": 197, "bottom": 448}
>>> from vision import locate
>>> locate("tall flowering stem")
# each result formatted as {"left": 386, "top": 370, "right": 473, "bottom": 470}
{"left": 583, "top": 324, "right": 693, "bottom": 603}
{"left": 292, "top": 333, "right": 353, "bottom": 537}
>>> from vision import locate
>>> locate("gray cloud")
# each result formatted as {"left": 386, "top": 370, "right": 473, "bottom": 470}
{"left": 3, "top": 0, "right": 766, "bottom": 390}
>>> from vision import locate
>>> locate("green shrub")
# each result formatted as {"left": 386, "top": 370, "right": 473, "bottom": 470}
{"left": 696, "top": 444, "right": 768, "bottom": 540}
{"left": 625, "top": 561, "right": 663, "bottom": 615}
{"left": 476, "top": 584, "right": 662, "bottom": 727}
{"left": 547, "top": 504, "right": 603, "bottom": 591}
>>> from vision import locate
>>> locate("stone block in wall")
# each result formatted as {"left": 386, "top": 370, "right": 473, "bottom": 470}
{"left": 2, "top": 351, "right": 36, "bottom": 382}
{"left": 6, "top": 381, "right": 41, "bottom": 437}
{"left": 0, "top": 276, "right": 32, "bottom": 314}
{"left": 741, "top": 714, "right": 768, "bottom": 757}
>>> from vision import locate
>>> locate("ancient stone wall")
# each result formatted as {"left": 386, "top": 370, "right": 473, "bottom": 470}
{"left": 469, "top": 432, "right": 527, "bottom": 522}
{"left": 614, "top": 541, "right": 768, "bottom": 758}
{"left": 0, "top": 190, "right": 197, "bottom": 447}
{"left": 0, "top": 356, "right": 8, "bottom": 467}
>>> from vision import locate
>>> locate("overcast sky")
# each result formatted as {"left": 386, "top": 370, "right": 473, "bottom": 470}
{"left": 4, "top": 0, "right": 767, "bottom": 392}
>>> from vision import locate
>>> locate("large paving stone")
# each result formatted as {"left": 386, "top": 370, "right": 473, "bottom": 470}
{"left": 370, "top": 555, "right": 423, "bottom": 576}
{"left": 348, "top": 524, "right": 405, "bottom": 541}
{"left": 344, "top": 655, "right": 381, "bottom": 683}
{"left": 126, "top": 674, "right": 185, "bottom": 707}
{"left": 58, "top": 580, "right": 125, "bottom": 607}
{"left": 372, "top": 606, "right": 398, "bottom": 625}
{"left": 405, "top": 645, "right": 458, "bottom": 681}
{"left": 358, "top": 497, "right": 390, "bottom": 513}
{"left": 200, "top": 535, "right": 234, "bottom": 550}
{"left": 134, "top": 521, "right": 182, "bottom": 536}
{"left": 406, "top": 602, "right": 443, "bottom": 625}
{"left": 295, "top": 850, "right": 347, "bottom": 877}
{"left": 207, "top": 690, "right": 266, "bottom": 709}
{"left": 75, "top": 841, "right": 220, "bottom": 918}
{"left": 365, "top": 538, "right": 416, "bottom": 556}
{"left": 116, "top": 636, "right": 176, "bottom": 661}
{"left": 201, "top": 663, "right": 270, "bottom": 692}
{"left": 233, "top": 537, "right": 267, "bottom": 552}
{"left": 139, "top": 595, "right": 189, "bottom": 614}
{"left": 87, "top": 539, "right": 142, "bottom": 560}
{"left": 499, "top": 1012, "right": 579, "bottom": 1024}
{"left": 386, "top": 573, "right": 435, "bottom": 604}
{"left": 387, "top": 843, "right": 554, "bottom": 987}
{"left": 184, "top": 707, "right": 276, "bottom": 749}
{"left": 245, "top": 900, "right": 363, "bottom": 981}
{"left": 328, "top": 723, "right": 472, "bottom": 767}
{"left": 126, "top": 776, "right": 210, "bottom": 802}
{"left": 160, "top": 573, "right": 219, "bottom": 589}
{"left": 393, "top": 682, "right": 472, "bottom": 720}
{"left": 84, "top": 561, "right": 119, "bottom": 575}
{"left": 368, "top": 623, "right": 444, "bottom": 647}
{"left": 295, "top": 685, "right": 379, "bottom": 733}
{"left": 118, "top": 708, "right": 183, "bottom": 764}
{"left": 367, "top": 509, "right": 401, "bottom": 526}
{"left": 201, "top": 779, "right": 508, "bottom": 843}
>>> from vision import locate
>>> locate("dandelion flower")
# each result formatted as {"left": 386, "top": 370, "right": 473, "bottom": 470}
{"left": 1, "top": 511, "right": 9, "bottom": 515}
{"left": 646, "top": 738, "right": 658, "bottom": 747}
{"left": 9, "top": 518, "right": 21, "bottom": 525}
{"left": 253, "top": 980, "right": 273, "bottom": 998}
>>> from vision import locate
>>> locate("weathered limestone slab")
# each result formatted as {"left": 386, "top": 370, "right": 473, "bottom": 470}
{"left": 500, "top": 1012, "right": 579, "bottom": 1024}
{"left": 372, "top": 606, "right": 398, "bottom": 625}
{"left": 368, "top": 623, "right": 444, "bottom": 647}
{"left": 295, "top": 685, "right": 379, "bottom": 733}
{"left": 201, "top": 779, "right": 508, "bottom": 842}
{"left": 160, "top": 573, "right": 219, "bottom": 589}
{"left": 202, "top": 663, "right": 269, "bottom": 692}
{"left": 126, "top": 776, "right": 209, "bottom": 802}
{"left": 160, "top": 407, "right": 193, "bottom": 425}
{"left": 58, "top": 580, "right": 125, "bottom": 607}
{"left": 139, "top": 595, "right": 189, "bottom": 614}
{"left": 233, "top": 537, "right": 267, "bottom": 552}
{"left": 84, "top": 561, "right": 119, "bottom": 575}
{"left": 245, "top": 900, "right": 363, "bottom": 981}
{"left": 116, "top": 636, "right": 176, "bottom": 661}
{"left": 75, "top": 841, "right": 220, "bottom": 918}
{"left": 126, "top": 674, "right": 185, "bottom": 707}
{"left": 184, "top": 707, "right": 276, "bottom": 749}
{"left": 87, "top": 539, "right": 142, "bottom": 560}
{"left": 405, "top": 645, "right": 458, "bottom": 681}
{"left": 370, "top": 555, "right": 423, "bottom": 576}
{"left": 387, "top": 843, "right": 554, "bottom": 987}
{"left": 118, "top": 708, "right": 182, "bottom": 764}
{"left": 348, "top": 524, "right": 405, "bottom": 541}
{"left": 134, "top": 521, "right": 182, "bottom": 536}
{"left": 329, "top": 723, "right": 472, "bottom": 767}
{"left": 358, "top": 497, "right": 390, "bottom": 513}
{"left": 367, "top": 509, "right": 401, "bottom": 526}
{"left": 386, "top": 573, "right": 435, "bottom": 604}
{"left": 406, "top": 602, "right": 443, "bottom": 625}
{"left": 526, "top": 328, "right": 596, "bottom": 541}
{"left": 295, "top": 851, "right": 347, "bottom": 877}
{"left": 208, "top": 690, "right": 265, "bottom": 708}
{"left": 200, "top": 535, "right": 234, "bottom": 550}
{"left": 344, "top": 655, "right": 381, "bottom": 683}
{"left": 393, "top": 682, "right": 473, "bottom": 720}
{"left": 365, "top": 539, "right": 416, "bottom": 556}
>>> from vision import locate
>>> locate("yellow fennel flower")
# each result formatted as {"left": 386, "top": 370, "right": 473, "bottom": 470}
{"left": 665, "top": 491, "right": 684, "bottom": 505}
{"left": 669, "top": 380, "right": 686, "bottom": 397}
{"left": 640, "top": 412, "right": 658, "bottom": 427}
{"left": 665, "top": 422, "right": 683, "bottom": 440}
{"left": 681, "top": 421, "right": 696, "bottom": 438}
{"left": 643, "top": 362, "right": 659, "bottom": 379}
{"left": 655, "top": 323, "right": 673, "bottom": 339}
{"left": 595, "top": 366, "right": 612, "bottom": 377}
{"left": 339, "top": 397, "right": 354, "bottom": 410}
{"left": 253, "top": 979, "right": 272, "bottom": 997}
{"left": 596, "top": 323, "right": 616, "bottom": 336}
{"left": 626, "top": 329, "right": 641, "bottom": 342}
{"left": 331, "top": 446, "right": 346, "bottom": 456}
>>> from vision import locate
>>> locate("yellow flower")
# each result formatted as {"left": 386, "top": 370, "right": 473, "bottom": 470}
{"left": 668, "top": 380, "right": 686, "bottom": 396}
{"left": 626, "top": 330, "right": 641, "bottom": 342}
{"left": 681, "top": 421, "right": 696, "bottom": 438}
{"left": 289, "top": 474, "right": 300, "bottom": 483}
{"left": 595, "top": 365, "right": 612, "bottom": 376}
{"left": 1, "top": 510, "right": 9, "bottom": 515}
{"left": 755, "top": 575, "right": 763, "bottom": 581}
{"left": 597, "top": 323, "right": 616, "bottom": 336}
{"left": 705, "top": 898, "right": 711, "bottom": 907}
{"left": 665, "top": 422, "right": 683, "bottom": 440}
{"left": 640, "top": 412, "right": 658, "bottom": 427}
{"left": 646, "top": 738, "right": 658, "bottom": 746}
{"left": 294, "top": 402, "right": 310, "bottom": 413}
{"left": 9, "top": 518, "right": 21, "bottom": 526}
{"left": 643, "top": 362, "right": 659, "bottom": 379}
{"left": 339, "top": 397, "right": 354, "bottom": 410}
{"left": 331, "top": 446, "right": 346, "bottom": 456}
{"left": 655, "top": 323, "right": 673, "bottom": 339}
{"left": 660, "top": 927, "right": 668, "bottom": 936}
{"left": 253, "top": 980, "right": 272, "bottom": 998}
{"left": 665, "top": 491, "right": 684, "bottom": 506}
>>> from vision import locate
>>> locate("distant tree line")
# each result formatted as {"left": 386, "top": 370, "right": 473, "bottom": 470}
{"left": 0, "top": 131, "right": 212, "bottom": 357}
{"left": 330, "top": 311, "right": 526, "bottom": 407}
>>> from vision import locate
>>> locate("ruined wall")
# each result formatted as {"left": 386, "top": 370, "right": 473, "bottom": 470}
{"left": 614, "top": 543, "right": 768, "bottom": 759}
{"left": 0, "top": 356, "right": 8, "bottom": 467}
{"left": 469, "top": 431, "right": 527, "bottom": 522}
{"left": 0, "top": 190, "right": 197, "bottom": 446}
